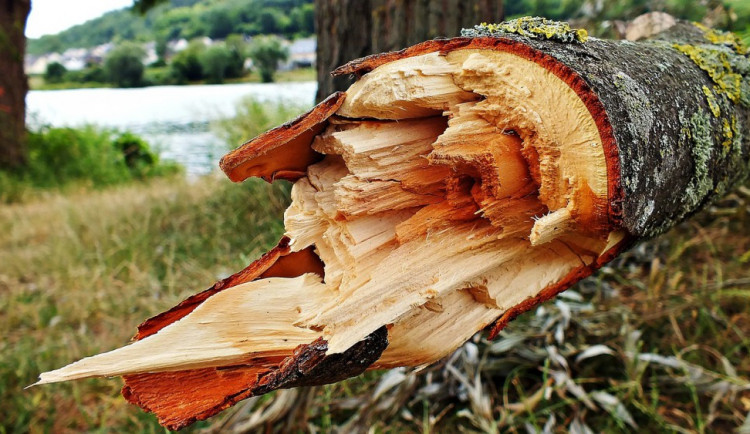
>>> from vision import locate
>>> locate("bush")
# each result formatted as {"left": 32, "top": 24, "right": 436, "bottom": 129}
{"left": 247, "top": 35, "right": 288, "bottom": 83}
{"left": 143, "top": 66, "right": 173, "bottom": 86}
{"left": 104, "top": 42, "right": 146, "bottom": 88}
{"left": 0, "top": 126, "right": 181, "bottom": 202}
{"left": 288, "top": 4, "right": 315, "bottom": 36}
{"left": 258, "top": 8, "right": 290, "bottom": 34}
{"left": 199, "top": 45, "right": 232, "bottom": 84}
{"left": 65, "top": 64, "right": 107, "bottom": 84}
{"left": 224, "top": 34, "right": 247, "bottom": 79}
{"left": 205, "top": 7, "right": 235, "bottom": 39}
{"left": 44, "top": 62, "right": 67, "bottom": 84}
{"left": 169, "top": 39, "right": 206, "bottom": 83}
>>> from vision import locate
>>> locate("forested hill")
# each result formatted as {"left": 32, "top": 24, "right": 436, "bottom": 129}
{"left": 27, "top": 0, "right": 314, "bottom": 55}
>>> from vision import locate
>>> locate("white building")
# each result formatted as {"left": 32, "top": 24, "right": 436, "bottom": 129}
{"left": 287, "top": 37, "right": 316, "bottom": 68}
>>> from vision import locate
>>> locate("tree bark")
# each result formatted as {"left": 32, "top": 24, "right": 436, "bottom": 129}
{"left": 314, "top": 0, "right": 504, "bottom": 101}
{"left": 0, "top": 0, "right": 30, "bottom": 169}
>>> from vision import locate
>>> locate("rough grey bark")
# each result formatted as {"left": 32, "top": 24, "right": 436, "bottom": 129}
{"left": 314, "top": 0, "right": 504, "bottom": 102}
{"left": 460, "top": 22, "right": 750, "bottom": 238}
{"left": 0, "top": 0, "right": 31, "bottom": 169}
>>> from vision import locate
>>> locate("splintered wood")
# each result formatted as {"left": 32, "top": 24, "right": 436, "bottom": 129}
{"left": 39, "top": 49, "right": 622, "bottom": 394}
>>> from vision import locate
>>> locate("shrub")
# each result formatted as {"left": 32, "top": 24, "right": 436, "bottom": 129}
{"left": 66, "top": 64, "right": 107, "bottom": 84}
{"left": 143, "top": 66, "right": 173, "bottom": 86}
{"left": 104, "top": 42, "right": 146, "bottom": 88}
{"left": 169, "top": 39, "right": 206, "bottom": 83}
{"left": 199, "top": 45, "right": 232, "bottom": 84}
{"left": 247, "top": 35, "right": 288, "bottom": 83}
{"left": 224, "top": 34, "right": 247, "bottom": 79}
{"left": 0, "top": 126, "right": 181, "bottom": 202}
{"left": 44, "top": 62, "right": 67, "bottom": 84}
{"left": 24, "top": 126, "right": 131, "bottom": 188}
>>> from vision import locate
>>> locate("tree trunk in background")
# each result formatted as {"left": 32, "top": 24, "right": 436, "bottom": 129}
{"left": 315, "top": 0, "right": 504, "bottom": 101}
{"left": 0, "top": 0, "right": 31, "bottom": 169}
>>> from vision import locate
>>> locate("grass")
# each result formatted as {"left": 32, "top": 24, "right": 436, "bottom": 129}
{"left": 0, "top": 176, "right": 290, "bottom": 433}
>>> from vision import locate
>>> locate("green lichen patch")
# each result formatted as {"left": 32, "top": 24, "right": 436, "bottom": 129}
{"left": 673, "top": 43, "right": 746, "bottom": 104}
{"left": 462, "top": 17, "right": 587, "bottom": 43}
{"left": 672, "top": 24, "right": 750, "bottom": 110}
{"left": 685, "top": 109, "right": 714, "bottom": 208}
{"left": 702, "top": 85, "right": 721, "bottom": 117}
{"left": 722, "top": 117, "right": 733, "bottom": 151}
{"left": 693, "top": 22, "right": 747, "bottom": 55}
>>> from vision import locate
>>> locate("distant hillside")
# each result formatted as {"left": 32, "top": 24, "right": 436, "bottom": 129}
{"left": 27, "top": 0, "right": 314, "bottom": 55}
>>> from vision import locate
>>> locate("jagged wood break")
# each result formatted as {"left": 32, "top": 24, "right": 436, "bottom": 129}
{"left": 38, "top": 19, "right": 750, "bottom": 431}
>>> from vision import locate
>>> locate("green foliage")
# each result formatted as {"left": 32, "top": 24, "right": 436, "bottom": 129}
{"left": 200, "top": 44, "right": 232, "bottom": 83}
{"left": 288, "top": 3, "right": 315, "bottom": 35}
{"left": 500, "top": 0, "right": 750, "bottom": 40}
{"left": 258, "top": 8, "right": 290, "bottom": 34}
{"left": 154, "top": 7, "right": 195, "bottom": 41}
{"left": 104, "top": 42, "right": 146, "bottom": 87}
{"left": 195, "top": 38, "right": 247, "bottom": 84}
{"left": 143, "top": 65, "right": 173, "bottom": 85}
{"left": 224, "top": 34, "right": 248, "bottom": 78}
{"left": 205, "top": 7, "right": 236, "bottom": 39}
{"left": 132, "top": 0, "right": 169, "bottom": 14}
{"left": 505, "top": 0, "right": 586, "bottom": 20}
{"left": 113, "top": 132, "right": 160, "bottom": 178}
{"left": 0, "top": 126, "right": 180, "bottom": 202}
{"left": 155, "top": 33, "right": 169, "bottom": 61}
{"left": 247, "top": 35, "right": 288, "bottom": 83}
{"left": 64, "top": 63, "right": 107, "bottom": 84}
{"left": 169, "top": 39, "right": 207, "bottom": 83}
{"left": 43, "top": 62, "right": 66, "bottom": 83}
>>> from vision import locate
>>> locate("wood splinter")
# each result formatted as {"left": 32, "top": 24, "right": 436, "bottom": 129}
{"left": 37, "top": 18, "right": 750, "bottom": 431}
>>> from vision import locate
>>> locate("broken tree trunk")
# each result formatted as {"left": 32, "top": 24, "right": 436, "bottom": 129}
{"left": 37, "top": 18, "right": 750, "bottom": 430}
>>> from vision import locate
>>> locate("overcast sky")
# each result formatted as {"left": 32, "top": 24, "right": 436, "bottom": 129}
{"left": 26, "top": 0, "right": 134, "bottom": 38}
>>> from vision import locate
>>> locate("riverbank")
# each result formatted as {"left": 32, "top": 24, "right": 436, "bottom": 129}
{"left": 28, "top": 67, "right": 316, "bottom": 91}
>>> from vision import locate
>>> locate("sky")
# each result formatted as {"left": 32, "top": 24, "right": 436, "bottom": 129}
{"left": 26, "top": 0, "right": 134, "bottom": 39}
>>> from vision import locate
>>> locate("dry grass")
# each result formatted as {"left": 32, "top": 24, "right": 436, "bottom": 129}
{"left": 0, "top": 176, "right": 289, "bottom": 433}
{"left": 2, "top": 175, "right": 749, "bottom": 433}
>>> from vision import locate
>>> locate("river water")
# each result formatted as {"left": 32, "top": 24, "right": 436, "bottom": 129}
{"left": 26, "top": 81, "right": 317, "bottom": 175}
